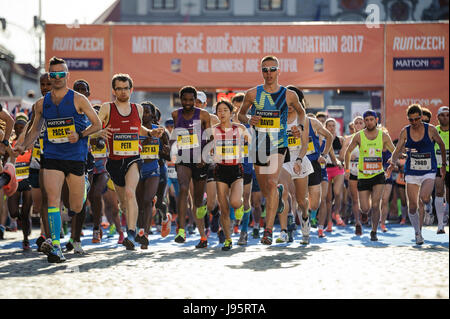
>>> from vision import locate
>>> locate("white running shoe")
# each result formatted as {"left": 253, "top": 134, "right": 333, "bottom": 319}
{"left": 300, "top": 217, "right": 311, "bottom": 245}
{"left": 276, "top": 230, "right": 288, "bottom": 243}
{"left": 73, "top": 241, "right": 86, "bottom": 254}
{"left": 415, "top": 232, "right": 424, "bottom": 245}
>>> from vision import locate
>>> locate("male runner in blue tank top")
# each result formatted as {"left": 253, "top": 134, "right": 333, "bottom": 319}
{"left": 14, "top": 57, "right": 102, "bottom": 263}
{"left": 238, "top": 56, "right": 307, "bottom": 245}
{"left": 388, "top": 104, "right": 447, "bottom": 245}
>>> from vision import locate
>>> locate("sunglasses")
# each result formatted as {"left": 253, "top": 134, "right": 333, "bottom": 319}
{"left": 408, "top": 117, "right": 421, "bottom": 122}
{"left": 49, "top": 71, "right": 67, "bottom": 79}
{"left": 262, "top": 66, "right": 279, "bottom": 73}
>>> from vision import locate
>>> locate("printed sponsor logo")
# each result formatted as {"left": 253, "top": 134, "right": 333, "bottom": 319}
{"left": 393, "top": 57, "right": 444, "bottom": 70}
{"left": 64, "top": 58, "right": 103, "bottom": 71}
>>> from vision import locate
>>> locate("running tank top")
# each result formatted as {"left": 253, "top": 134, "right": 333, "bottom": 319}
{"left": 435, "top": 125, "right": 449, "bottom": 171}
{"left": 174, "top": 107, "right": 204, "bottom": 163}
{"left": 12, "top": 140, "right": 32, "bottom": 181}
{"left": 249, "top": 85, "right": 288, "bottom": 149}
{"left": 405, "top": 123, "right": 437, "bottom": 176}
{"left": 306, "top": 118, "right": 321, "bottom": 162}
{"left": 214, "top": 124, "right": 241, "bottom": 165}
{"left": 140, "top": 123, "right": 160, "bottom": 161}
{"left": 106, "top": 102, "right": 141, "bottom": 160}
{"left": 42, "top": 89, "right": 89, "bottom": 162}
{"left": 358, "top": 129, "right": 384, "bottom": 179}
{"left": 30, "top": 129, "right": 45, "bottom": 169}
{"left": 326, "top": 136, "right": 342, "bottom": 167}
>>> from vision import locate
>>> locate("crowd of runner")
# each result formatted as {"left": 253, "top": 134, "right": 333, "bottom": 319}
{"left": 0, "top": 55, "right": 448, "bottom": 263}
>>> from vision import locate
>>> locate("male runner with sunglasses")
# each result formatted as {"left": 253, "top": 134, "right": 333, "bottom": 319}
{"left": 388, "top": 104, "right": 447, "bottom": 245}
{"left": 14, "top": 57, "right": 102, "bottom": 263}
{"left": 238, "top": 56, "right": 307, "bottom": 245}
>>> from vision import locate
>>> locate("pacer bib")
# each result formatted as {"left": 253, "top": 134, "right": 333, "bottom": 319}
{"left": 362, "top": 155, "right": 383, "bottom": 175}
{"left": 15, "top": 162, "right": 30, "bottom": 181}
{"left": 255, "top": 110, "right": 280, "bottom": 132}
{"left": 113, "top": 133, "right": 139, "bottom": 156}
{"left": 46, "top": 117, "right": 75, "bottom": 143}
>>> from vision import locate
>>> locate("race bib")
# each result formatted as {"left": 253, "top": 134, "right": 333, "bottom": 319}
{"left": 46, "top": 117, "right": 75, "bottom": 143}
{"left": 216, "top": 139, "right": 239, "bottom": 160}
{"left": 15, "top": 162, "right": 29, "bottom": 181}
{"left": 32, "top": 138, "right": 44, "bottom": 160}
{"left": 167, "top": 163, "right": 177, "bottom": 179}
{"left": 350, "top": 159, "right": 359, "bottom": 173}
{"left": 410, "top": 152, "right": 431, "bottom": 171}
{"left": 113, "top": 133, "right": 139, "bottom": 156}
{"left": 241, "top": 143, "right": 249, "bottom": 158}
{"left": 255, "top": 110, "right": 280, "bottom": 132}
{"left": 91, "top": 142, "right": 108, "bottom": 159}
{"left": 177, "top": 129, "right": 200, "bottom": 150}
{"left": 362, "top": 157, "right": 383, "bottom": 175}
{"left": 287, "top": 130, "right": 300, "bottom": 151}
{"left": 436, "top": 149, "right": 449, "bottom": 167}
{"left": 306, "top": 137, "right": 315, "bottom": 155}
{"left": 141, "top": 139, "right": 159, "bottom": 160}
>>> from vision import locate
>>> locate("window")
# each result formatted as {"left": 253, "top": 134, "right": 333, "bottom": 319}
{"left": 153, "top": 0, "right": 176, "bottom": 10}
{"left": 259, "top": 0, "right": 283, "bottom": 11}
{"left": 205, "top": 0, "right": 229, "bottom": 10}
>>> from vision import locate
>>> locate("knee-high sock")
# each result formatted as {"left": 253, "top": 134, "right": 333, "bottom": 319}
{"left": 48, "top": 207, "right": 61, "bottom": 246}
{"left": 435, "top": 197, "right": 445, "bottom": 230}
{"left": 408, "top": 210, "right": 421, "bottom": 234}
{"left": 241, "top": 208, "right": 251, "bottom": 233}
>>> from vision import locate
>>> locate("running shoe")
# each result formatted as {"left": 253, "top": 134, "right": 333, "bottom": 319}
{"left": 8, "top": 220, "right": 18, "bottom": 232}
{"left": 260, "top": 229, "right": 273, "bottom": 245}
{"left": 233, "top": 224, "right": 239, "bottom": 234}
{"left": 161, "top": 213, "right": 172, "bottom": 238}
{"left": 187, "top": 225, "right": 195, "bottom": 235}
{"left": 437, "top": 229, "right": 445, "bottom": 234}
{"left": 92, "top": 229, "right": 102, "bottom": 243}
{"left": 22, "top": 239, "right": 30, "bottom": 251}
{"left": 287, "top": 215, "right": 296, "bottom": 242}
{"left": 276, "top": 230, "right": 288, "bottom": 243}
{"left": 0, "top": 225, "right": 4, "bottom": 240}
{"left": 174, "top": 229, "right": 186, "bottom": 243}
{"left": 276, "top": 184, "right": 285, "bottom": 214}
{"left": 135, "top": 229, "right": 145, "bottom": 245}
{"left": 140, "top": 235, "right": 149, "bottom": 250}
{"left": 370, "top": 231, "right": 378, "bottom": 241}
{"left": 252, "top": 228, "right": 260, "bottom": 239}
{"left": 424, "top": 212, "right": 434, "bottom": 226}
{"left": 355, "top": 223, "right": 362, "bottom": 236}
{"left": 117, "top": 232, "right": 124, "bottom": 244}
{"left": 122, "top": 237, "right": 135, "bottom": 250}
{"left": 335, "top": 214, "right": 346, "bottom": 226}
{"left": 108, "top": 224, "right": 117, "bottom": 238}
{"left": 40, "top": 238, "right": 53, "bottom": 256}
{"left": 73, "top": 241, "right": 86, "bottom": 254}
{"left": 326, "top": 221, "right": 333, "bottom": 232}
{"left": 415, "top": 232, "right": 424, "bottom": 245}
{"left": 300, "top": 217, "right": 311, "bottom": 245}
{"left": 237, "top": 231, "right": 248, "bottom": 246}
{"left": 360, "top": 212, "right": 369, "bottom": 224}
{"left": 195, "top": 238, "right": 208, "bottom": 249}
{"left": 380, "top": 223, "right": 388, "bottom": 233}
{"left": 47, "top": 245, "right": 66, "bottom": 263}
{"left": 222, "top": 239, "right": 232, "bottom": 251}
{"left": 35, "top": 235, "right": 45, "bottom": 252}
{"left": 400, "top": 218, "right": 406, "bottom": 225}
{"left": 218, "top": 228, "right": 225, "bottom": 243}
{"left": 310, "top": 217, "right": 318, "bottom": 228}
{"left": 318, "top": 228, "right": 326, "bottom": 238}
{"left": 210, "top": 212, "right": 220, "bottom": 233}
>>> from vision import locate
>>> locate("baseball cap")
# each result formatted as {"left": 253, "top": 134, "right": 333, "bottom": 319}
{"left": 165, "top": 119, "right": 174, "bottom": 126}
{"left": 15, "top": 112, "right": 29, "bottom": 125}
{"left": 437, "top": 106, "right": 449, "bottom": 115}
{"left": 196, "top": 91, "right": 207, "bottom": 104}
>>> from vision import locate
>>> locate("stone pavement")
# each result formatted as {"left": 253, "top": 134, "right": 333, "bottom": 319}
{"left": 0, "top": 223, "right": 448, "bottom": 299}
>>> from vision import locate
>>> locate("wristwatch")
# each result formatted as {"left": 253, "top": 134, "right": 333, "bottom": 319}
{"left": 1, "top": 139, "right": 9, "bottom": 147}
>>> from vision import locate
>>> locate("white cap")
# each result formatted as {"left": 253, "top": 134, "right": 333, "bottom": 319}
{"left": 196, "top": 91, "right": 207, "bottom": 104}
{"left": 437, "top": 106, "right": 449, "bottom": 115}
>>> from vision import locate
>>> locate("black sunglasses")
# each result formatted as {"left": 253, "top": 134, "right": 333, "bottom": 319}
{"left": 262, "top": 66, "right": 279, "bottom": 73}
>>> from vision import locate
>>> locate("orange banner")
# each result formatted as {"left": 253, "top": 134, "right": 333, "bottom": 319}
{"left": 45, "top": 24, "right": 112, "bottom": 103}
{"left": 385, "top": 23, "right": 449, "bottom": 139}
{"left": 45, "top": 23, "right": 384, "bottom": 102}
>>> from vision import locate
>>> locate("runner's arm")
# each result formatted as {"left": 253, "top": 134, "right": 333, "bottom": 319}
{"left": 313, "top": 119, "right": 333, "bottom": 156}
{"left": 237, "top": 89, "right": 256, "bottom": 125}
{"left": 75, "top": 93, "right": 102, "bottom": 139}
{"left": 389, "top": 128, "right": 407, "bottom": 165}
{"left": 15, "top": 98, "right": 44, "bottom": 152}
{"left": 383, "top": 131, "right": 396, "bottom": 153}
{"left": 344, "top": 134, "right": 360, "bottom": 171}
{"left": 430, "top": 125, "right": 447, "bottom": 170}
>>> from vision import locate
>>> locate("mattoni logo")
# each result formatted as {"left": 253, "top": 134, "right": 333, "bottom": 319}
{"left": 393, "top": 98, "right": 443, "bottom": 107}
{"left": 64, "top": 58, "right": 103, "bottom": 71}
{"left": 393, "top": 57, "right": 444, "bottom": 70}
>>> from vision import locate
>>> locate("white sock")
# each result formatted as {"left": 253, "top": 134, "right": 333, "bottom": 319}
{"left": 435, "top": 197, "right": 445, "bottom": 230}
{"left": 408, "top": 211, "right": 421, "bottom": 235}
